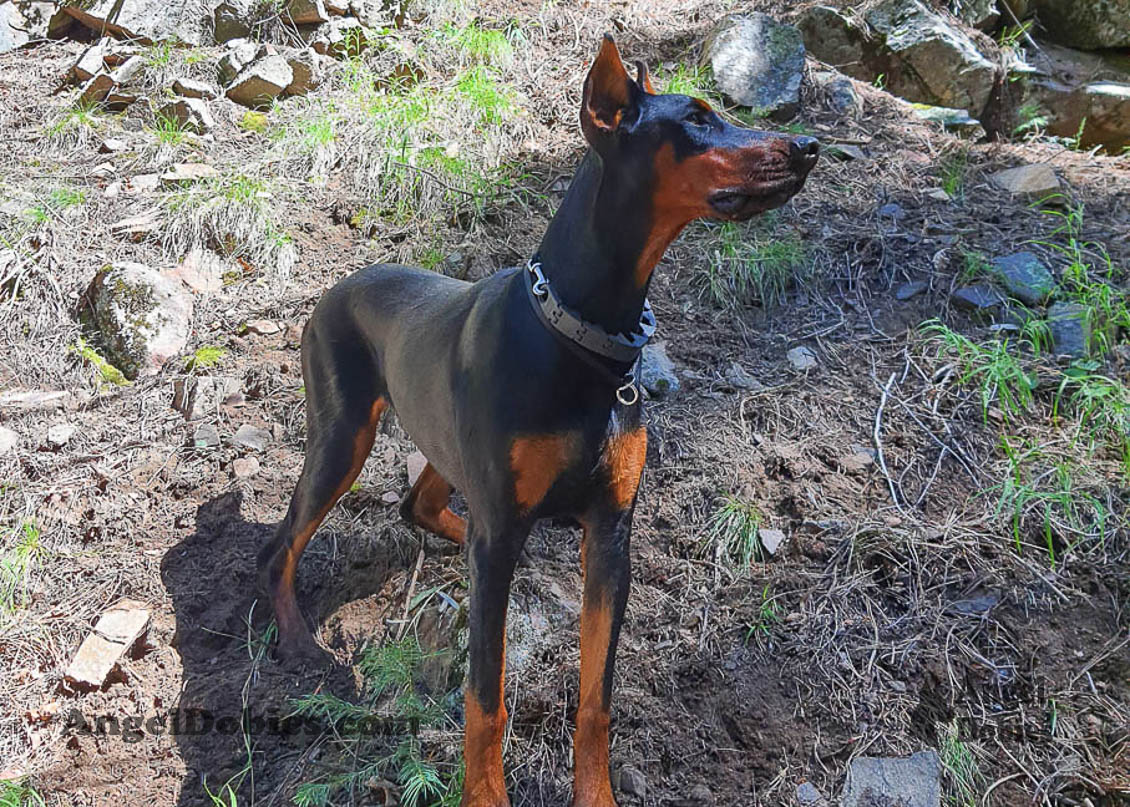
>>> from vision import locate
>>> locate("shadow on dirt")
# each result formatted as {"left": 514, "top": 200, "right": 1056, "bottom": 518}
{"left": 159, "top": 490, "right": 410, "bottom": 806}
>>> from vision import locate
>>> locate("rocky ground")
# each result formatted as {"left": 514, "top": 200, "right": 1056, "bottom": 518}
{"left": 1, "top": 1, "right": 1129, "bottom": 806}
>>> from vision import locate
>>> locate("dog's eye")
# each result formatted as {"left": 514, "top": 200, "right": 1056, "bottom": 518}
{"left": 684, "top": 109, "right": 711, "bottom": 127}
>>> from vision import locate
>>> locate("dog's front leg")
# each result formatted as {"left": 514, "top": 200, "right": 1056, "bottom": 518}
{"left": 573, "top": 507, "right": 633, "bottom": 807}
{"left": 462, "top": 519, "right": 529, "bottom": 807}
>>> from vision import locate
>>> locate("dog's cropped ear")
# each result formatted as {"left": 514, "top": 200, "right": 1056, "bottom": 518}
{"left": 635, "top": 60, "right": 654, "bottom": 94}
{"left": 581, "top": 34, "right": 640, "bottom": 146}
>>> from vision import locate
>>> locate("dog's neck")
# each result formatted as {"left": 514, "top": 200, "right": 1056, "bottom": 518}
{"left": 536, "top": 149, "right": 685, "bottom": 337}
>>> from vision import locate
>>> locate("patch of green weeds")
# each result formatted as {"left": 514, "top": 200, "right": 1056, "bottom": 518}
{"left": 938, "top": 150, "right": 968, "bottom": 202}
{"left": 744, "top": 583, "right": 782, "bottom": 643}
{"left": 0, "top": 777, "right": 46, "bottom": 807}
{"left": 45, "top": 101, "right": 102, "bottom": 148}
{"left": 701, "top": 218, "right": 810, "bottom": 308}
{"left": 922, "top": 320, "right": 1037, "bottom": 423}
{"left": 24, "top": 187, "right": 87, "bottom": 226}
{"left": 456, "top": 65, "right": 514, "bottom": 126}
{"left": 1, "top": 521, "right": 44, "bottom": 616}
{"left": 441, "top": 20, "right": 515, "bottom": 64}
{"left": 70, "top": 338, "right": 130, "bottom": 387}
{"left": 1013, "top": 99, "right": 1048, "bottom": 137}
{"left": 288, "top": 636, "right": 455, "bottom": 806}
{"left": 238, "top": 110, "right": 269, "bottom": 133}
{"left": 185, "top": 345, "right": 227, "bottom": 371}
{"left": 959, "top": 249, "right": 991, "bottom": 282}
{"left": 701, "top": 493, "right": 764, "bottom": 570}
{"left": 939, "top": 721, "right": 981, "bottom": 807}
{"left": 150, "top": 108, "right": 189, "bottom": 147}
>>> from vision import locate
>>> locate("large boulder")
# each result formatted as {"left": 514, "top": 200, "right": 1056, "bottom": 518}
{"left": 225, "top": 54, "right": 293, "bottom": 108}
{"left": 703, "top": 14, "right": 806, "bottom": 120}
{"left": 0, "top": 1, "right": 54, "bottom": 54}
{"left": 82, "top": 263, "right": 193, "bottom": 379}
{"left": 50, "top": 0, "right": 210, "bottom": 45}
{"left": 798, "top": 1, "right": 998, "bottom": 117}
{"left": 1026, "top": 0, "right": 1130, "bottom": 49}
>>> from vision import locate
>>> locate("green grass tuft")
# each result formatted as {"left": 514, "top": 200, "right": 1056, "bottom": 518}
{"left": 1, "top": 521, "right": 44, "bottom": 616}
{"left": 702, "top": 493, "right": 764, "bottom": 570}
{"left": 701, "top": 219, "right": 810, "bottom": 308}
{"left": 70, "top": 338, "right": 130, "bottom": 387}
{"left": 185, "top": 345, "right": 227, "bottom": 371}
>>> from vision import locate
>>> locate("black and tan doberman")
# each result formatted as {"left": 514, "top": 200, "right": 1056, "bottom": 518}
{"left": 258, "top": 34, "right": 817, "bottom": 807}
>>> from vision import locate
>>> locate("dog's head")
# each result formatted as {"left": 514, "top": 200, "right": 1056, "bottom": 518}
{"left": 580, "top": 35, "right": 818, "bottom": 224}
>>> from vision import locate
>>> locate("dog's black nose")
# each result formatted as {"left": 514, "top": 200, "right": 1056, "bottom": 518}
{"left": 789, "top": 135, "right": 819, "bottom": 169}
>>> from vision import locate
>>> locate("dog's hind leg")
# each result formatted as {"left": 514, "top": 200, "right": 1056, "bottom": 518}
{"left": 399, "top": 462, "right": 467, "bottom": 544}
{"left": 257, "top": 333, "right": 387, "bottom": 662}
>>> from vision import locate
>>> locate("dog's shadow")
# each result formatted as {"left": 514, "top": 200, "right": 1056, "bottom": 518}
{"left": 159, "top": 490, "right": 414, "bottom": 806}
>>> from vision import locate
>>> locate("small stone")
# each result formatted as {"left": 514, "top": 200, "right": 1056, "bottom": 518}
{"left": 72, "top": 40, "right": 107, "bottom": 82}
{"left": 911, "top": 104, "right": 982, "bottom": 133}
{"left": 406, "top": 450, "right": 427, "bottom": 486}
{"left": 926, "top": 188, "right": 951, "bottom": 202}
{"left": 878, "top": 202, "right": 905, "bottom": 220}
{"left": 172, "top": 77, "right": 217, "bottom": 99}
{"left": 0, "top": 426, "right": 18, "bottom": 454}
{"left": 826, "top": 76, "right": 861, "bottom": 117}
{"left": 218, "top": 40, "right": 258, "bottom": 84}
{"left": 110, "top": 209, "right": 161, "bottom": 237}
{"left": 618, "top": 765, "right": 647, "bottom": 798}
{"left": 100, "top": 137, "right": 126, "bottom": 153}
{"left": 285, "top": 51, "right": 321, "bottom": 95}
{"left": 225, "top": 55, "right": 293, "bottom": 108}
{"left": 193, "top": 423, "right": 221, "bottom": 448}
{"left": 108, "top": 55, "right": 145, "bottom": 85}
{"left": 990, "top": 252, "right": 1056, "bottom": 306}
{"left": 47, "top": 424, "right": 76, "bottom": 447}
{"left": 310, "top": 18, "right": 373, "bottom": 59}
{"left": 245, "top": 319, "right": 280, "bottom": 335}
{"left": 286, "top": 0, "right": 329, "bottom": 24}
{"left": 686, "top": 784, "right": 715, "bottom": 805}
{"left": 796, "top": 781, "right": 827, "bottom": 806}
{"left": 1047, "top": 302, "right": 1092, "bottom": 358}
{"left": 172, "top": 376, "right": 242, "bottom": 419}
{"left": 786, "top": 345, "right": 817, "bottom": 371}
{"left": 951, "top": 285, "right": 1004, "bottom": 313}
{"left": 233, "top": 423, "right": 271, "bottom": 451}
{"left": 827, "top": 144, "right": 866, "bottom": 161}
{"left": 724, "top": 361, "right": 762, "bottom": 390}
{"left": 79, "top": 73, "right": 115, "bottom": 105}
{"left": 90, "top": 161, "right": 115, "bottom": 177}
{"left": 842, "top": 750, "right": 941, "bottom": 807}
{"left": 128, "top": 173, "right": 160, "bottom": 193}
{"left": 159, "top": 97, "right": 214, "bottom": 135}
{"left": 160, "top": 163, "right": 220, "bottom": 184}
{"left": 165, "top": 247, "right": 226, "bottom": 294}
{"left": 640, "top": 342, "right": 680, "bottom": 397}
{"left": 758, "top": 527, "right": 786, "bottom": 555}
{"left": 233, "top": 456, "right": 260, "bottom": 478}
{"left": 381, "top": 491, "right": 400, "bottom": 505}
{"left": 895, "top": 281, "right": 927, "bottom": 301}
{"left": 0, "top": 390, "right": 68, "bottom": 409}
{"left": 64, "top": 600, "right": 150, "bottom": 689}
{"left": 839, "top": 447, "right": 874, "bottom": 473}
{"left": 989, "top": 164, "right": 1061, "bottom": 198}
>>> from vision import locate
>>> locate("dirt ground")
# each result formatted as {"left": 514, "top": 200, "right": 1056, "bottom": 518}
{"left": 1, "top": 1, "right": 1129, "bottom": 805}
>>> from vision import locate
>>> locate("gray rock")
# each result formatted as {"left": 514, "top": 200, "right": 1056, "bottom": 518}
{"left": 827, "top": 144, "right": 867, "bottom": 161}
{"left": 1032, "top": 77, "right": 1130, "bottom": 152}
{"left": 349, "top": 0, "right": 394, "bottom": 27}
{"left": 0, "top": 1, "right": 54, "bottom": 54}
{"left": 950, "top": 0, "right": 999, "bottom": 31}
{"left": 640, "top": 342, "right": 680, "bottom": 397}
{"left": 406, "top": 450, "right": 428, "bottom": 486}
{"left": 50, "top": 0, "right": 209, "bottom": 46}
{"left": 951, "top": 285, "right": 1005, "bottom": 312}
{"left": 799, "top": 1, "right": 997, "bottom": 117}
{"left": 212, "top": 0, "right": 254, "bottom": 43}
{"left": 895, "top": 280, "right": 928, "bottom": 300}
{"left": 686, "top": 784, "right": 715, "bottom": 805}
{"left": 786, "top": 345, "right": 818, "bottom": 371}
{"left": 991, "top": 252, "right": 1055, "bottom": 306}
{"left": 284, "top": 48, "right": 329, "bottom": 95}
{"left": 218, "top": 40, "right": 258, "bottom": 84}
{"left": 703, "top": 13, "right": 806, "bottom": 120}
{"left": 233, "top": 423, "right": 271, "bottom": 451}
{"left": 1026, "top": 0, "right": 1130, "bottom": 49}
{"left": 758, "top": 527, "right": 786, "bottom": 555}
{"left": 796, "top": 781, "right": 828, "bottom": 806}
{"left": 724, "top": 361, "right": 762, "bottom": 390}
{"left": 1047, "top": 302, "right": 1092, "bottom": 358}
{"left": 71, "top": 39, "right": 108, "bottom": 82}
{"left": 173, "top": 375, "right": 242, "bottom": 419}
{"left": 193, "top": 423, "right": 221, "bottom": 449}
{"left": 825, "top": 75, "right": 862, "bottom": 117}
{"left": 842, "top": 750, "right": 941, "bottom": 807}
{"left": 618, "top": 765, "right": 647, "bottom": 798}
{"left": 0, "top": 426, "right": 19, "bottom": 455}
{"left": 225, "top": 55, "right": 293, "bottom": 108}
{"left": 79, "top": 73, "right": 116, "bottom": 105}
{"left": 82, "top": 263, "right": 193, "bottom": 379}
{"left": 47, "top": 423, "right": 77, "bottom": 447}
{"left": 989, "top": 164, "right": 1060, "bottom": 198}
{"left": 109, "top": 54, "right": 145, "bottom": 85}
{"left": 173, "top": 77, "right": 218, "bottom": 99}
{"left": 911, "top": 104, "right": 982, "bottom": 134}
{"left": 233, "top": 456, "right": 260, "bottom": 478}
{"left": 878, "top": 202, "right": 905, "bottom": 220}
{"left": 160, "top": 98, "right": 215, "bottom": 134}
